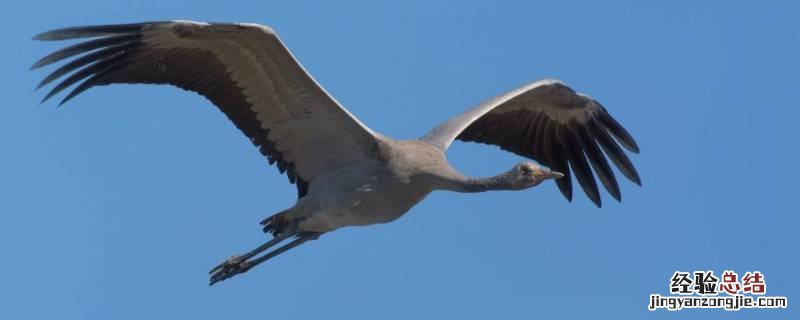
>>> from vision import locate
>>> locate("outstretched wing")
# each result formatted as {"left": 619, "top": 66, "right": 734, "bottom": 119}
{"left": 422, "top": 79, "right": 640, "bottom": 207}
{"left": 32, "top": 21, "right": 381, "bottom": 198}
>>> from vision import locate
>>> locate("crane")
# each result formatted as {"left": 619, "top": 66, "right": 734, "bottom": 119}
{"left": 31, "top": 20, "right": 641, "bottom": 285}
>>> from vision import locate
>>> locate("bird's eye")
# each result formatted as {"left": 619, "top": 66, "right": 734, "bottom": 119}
{"left": 520, "top": 166, "right": 532, "bottom": 175}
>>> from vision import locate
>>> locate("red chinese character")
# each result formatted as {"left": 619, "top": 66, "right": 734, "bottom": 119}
{"left": 742, "top": 271, "right": 766, "bottom": 295}
{"left": 719, "top": 270, "right": 741, "bottom": 295}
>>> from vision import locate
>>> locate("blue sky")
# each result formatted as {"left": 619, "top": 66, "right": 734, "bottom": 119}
{"left": 1, "top": 1, "right": 797, "bottom": 319}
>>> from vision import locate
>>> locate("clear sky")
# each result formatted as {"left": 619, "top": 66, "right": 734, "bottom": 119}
{"left": 1, "top": 1, "right": 797, "bottom": 319}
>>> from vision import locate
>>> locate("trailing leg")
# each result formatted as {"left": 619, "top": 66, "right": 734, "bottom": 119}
{"left": 209, "top": 231, "right": 322, "bottom": 285}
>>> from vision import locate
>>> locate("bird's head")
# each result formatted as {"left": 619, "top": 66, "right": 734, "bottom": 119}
{"left": 505, "top": 162, "right": 564, "bottom": 190}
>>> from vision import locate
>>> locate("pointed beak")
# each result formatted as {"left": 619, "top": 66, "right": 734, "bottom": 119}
{"left": 546, "top": 171, "right": 565, "bottom": 179}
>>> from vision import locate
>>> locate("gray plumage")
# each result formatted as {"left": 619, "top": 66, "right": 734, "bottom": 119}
{"left": 31, "top": 20, "right": 641, "bottom": 285}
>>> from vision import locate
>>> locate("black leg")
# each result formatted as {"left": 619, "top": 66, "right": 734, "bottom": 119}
{"left": 208, "top": 234, "right": 287, "bottom": 275}
{"left": 209, "top": 232, "right": 322, "bottom": 285}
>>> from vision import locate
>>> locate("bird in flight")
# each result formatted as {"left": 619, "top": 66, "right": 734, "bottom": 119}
{"left": 32, "top": 20, "right": 641, "bottom": 285}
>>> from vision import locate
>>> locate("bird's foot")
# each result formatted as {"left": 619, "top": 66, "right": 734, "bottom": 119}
{"left": 207, "top": 232, "right": 321, "bottom": 286}
{"left": 209, "top": 255, "right": 252, "bottom": 285}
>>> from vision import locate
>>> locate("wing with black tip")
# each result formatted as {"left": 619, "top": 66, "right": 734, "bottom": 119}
{"left": 32, "top": 21, "right": 381, "bottom": 198}
{"left": 422, "top": 79, "right": 640, "bottom": 207}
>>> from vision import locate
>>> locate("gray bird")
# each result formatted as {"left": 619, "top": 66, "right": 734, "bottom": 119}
{"left": 31, "top": 20, "right": 641, "bottom": 285}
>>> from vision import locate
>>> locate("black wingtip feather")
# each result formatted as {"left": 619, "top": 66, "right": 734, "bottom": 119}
{"left": 42, "top": 50, "right": 127, "bottom": 104}
{"left": 31, "top": 34, "right": 139, "bottom": 70}
{"left": 59, "top": 77, "right": 96, "bottom": 106}
{"left": 555, "top": 172, "right": 573, "bottom": 202}
{"left": 556, "top": 124, "right": 601, "bottom": 206}
{"left": 598, "top": 109, "right": 640, "bottom": 154}
{"left": 540, "top": 122, "right": 572, "bottom": 202}
{"left": 565, "top": 144, "right": 602, "bottom": 207}
{"left": 575, "top": 125, "right": 621, "bottom": 202}
{"left": 32, "top": 23, "right": 150, "bottom": 41}
{"left": 36, "top": 42, "right": 137, "bottom": 91}
{"left": 589, "top": 120, "right": 642, "bottom": 186}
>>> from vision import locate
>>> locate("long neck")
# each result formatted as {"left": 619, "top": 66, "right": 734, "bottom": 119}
{"left": 434, "top": 169, "right": 517, "bottom": 193}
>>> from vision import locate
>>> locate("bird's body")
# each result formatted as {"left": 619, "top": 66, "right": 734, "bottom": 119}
{"left": 32, "top": 20, "right": 641, "bottom": 285}
{"left": 292, "top": 139, "right": 443, "bottom": 232}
